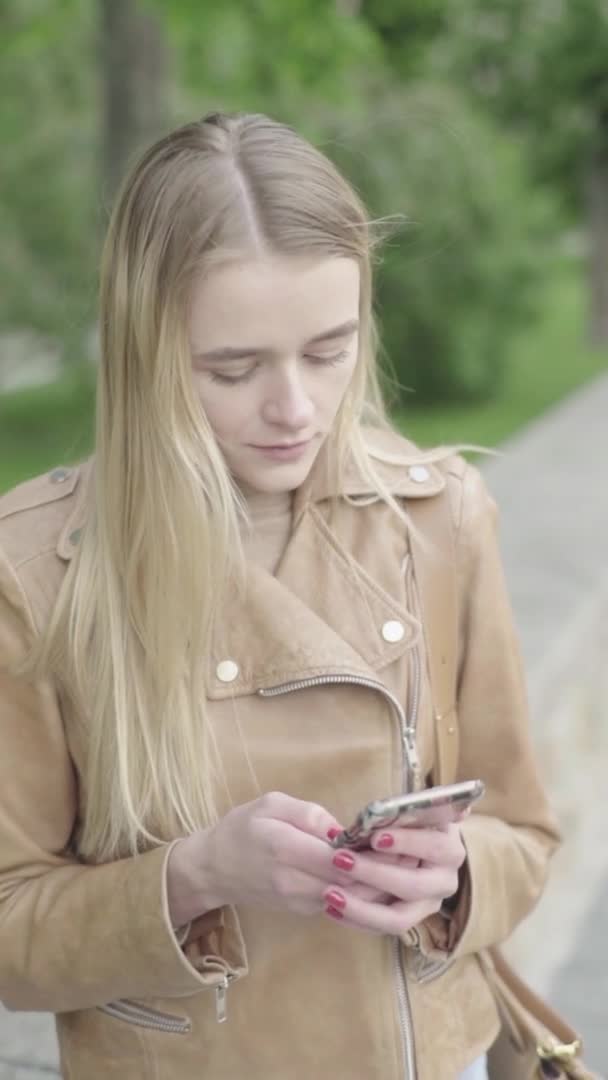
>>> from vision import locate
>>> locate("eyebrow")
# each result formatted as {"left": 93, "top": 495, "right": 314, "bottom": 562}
{"left": 192, "top": 318, "right": 359, "bottom": 363}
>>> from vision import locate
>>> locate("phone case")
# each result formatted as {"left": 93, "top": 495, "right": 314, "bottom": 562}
{"left": 330, "top": 780, "right": 485, "bottom": 850}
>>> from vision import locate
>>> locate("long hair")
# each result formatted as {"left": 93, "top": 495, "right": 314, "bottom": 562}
{"left": 27, "top": 112, "right": 466, "bottom": 862}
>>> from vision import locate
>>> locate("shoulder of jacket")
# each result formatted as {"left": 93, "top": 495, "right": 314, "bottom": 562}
{"left": 361, "top": 425, "right": 428, "bottom": 461}
{"left": 0, "top": 463, "right": 86, "bottom": 570}
{"left": 364, "top": 429, "right": 487, "bottom": 511}
{"left": 346, "top": 426, "right": 447, "bottom": 499}
{"left": 436, "top": 453, "right": 494, "bottom": 534}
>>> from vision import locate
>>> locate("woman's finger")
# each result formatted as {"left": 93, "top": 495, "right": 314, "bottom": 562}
{"left": 348, "top": 850, "right": 420, "bottom": 904}
{"left": 368, "top": 823, "right": 466, "bottom": 869}
{"left": 348, "top": 851, "right": 416, "bottom": 904}
{"left": 327, "top": 845, "right": 459, "bottom": 903}
{"left": 358, "top": 850, "right": 420, "bottom": 869}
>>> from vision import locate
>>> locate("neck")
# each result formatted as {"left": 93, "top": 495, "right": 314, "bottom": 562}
{"left": 239, "top": 486, "right": 293, "bottom": 522}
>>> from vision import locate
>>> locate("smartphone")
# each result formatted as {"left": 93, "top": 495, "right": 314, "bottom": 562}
{"left": 329, "top": 779, "right": 485, "bottom": 851}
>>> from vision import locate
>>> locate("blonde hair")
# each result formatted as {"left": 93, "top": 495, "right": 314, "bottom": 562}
{"left": 29, "top": 111, "right": 473, "bottom": 862}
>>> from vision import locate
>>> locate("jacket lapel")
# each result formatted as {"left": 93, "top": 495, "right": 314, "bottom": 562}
{"left": 55, "top": 430, "right": 447, "bottom": 701}
{"left": 206, "top": 504, "right": 420, "bottom": 700}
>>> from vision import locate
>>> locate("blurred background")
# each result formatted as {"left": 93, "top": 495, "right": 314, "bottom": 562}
{"left": 1, "top": 0, "right": 608, "bottom": 1076}
{"left": 1, "top": 0, "right": 607, "bottom": 489}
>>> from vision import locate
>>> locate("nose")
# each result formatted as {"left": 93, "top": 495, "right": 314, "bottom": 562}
{"left": 261, "top": 364, "right": 315, "bottom": 432}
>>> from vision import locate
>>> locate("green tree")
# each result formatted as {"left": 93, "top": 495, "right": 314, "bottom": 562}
{"left": 326, "top": 82, "right": 558, "bottom": 404}
{"left": 156, "top": 0, "right": 562, "bottom": 404}
{"left": 433, "top": 0, "right": 608, "bottom": 344}
{"left": 0, "top": 0, "right": 170, "bottom": 357}
{"left": 359, "top": 0, "right": 446, "bottom": 78}
{"left": 0, "top": 0, "right": 97, "bottom": 346}
{"left": 100, "top": 0, "right": 169, "bottom": 201}
{"left": 0, "top": 0, "right": 565, "bottom": 408}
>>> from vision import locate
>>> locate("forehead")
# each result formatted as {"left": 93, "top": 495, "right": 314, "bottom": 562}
{"left": 189, "top": 255, "right": 360, "bottom": 348}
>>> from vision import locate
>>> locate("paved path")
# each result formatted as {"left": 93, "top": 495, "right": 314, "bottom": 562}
{"left": 482, "top": 369, "right": 608, "bottom": 682}
{"left": 1, "top": 369, "right": 607, "bottom": 1077}
{"left": 483, "top": 369, "right": 608, "bottom": 1075}
{"left": 0, "top": 1008, "right": 59, "bottom": 1077}
{"left": 551, "top": 867, "right": 608, "bottom": 1074}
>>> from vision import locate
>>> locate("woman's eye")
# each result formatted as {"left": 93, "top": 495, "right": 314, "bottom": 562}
{"left": 307, "top": 349, "right": 349, "bottom": 366}
{"left": 206, "top": 349, "right": 349, "bottom": 385}
{"left": 208, "top": 367, "right": 257, "bottom": 384}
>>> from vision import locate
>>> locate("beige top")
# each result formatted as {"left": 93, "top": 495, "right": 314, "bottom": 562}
{"left": 240, "top": 489, "right": 293, "bottom": 574}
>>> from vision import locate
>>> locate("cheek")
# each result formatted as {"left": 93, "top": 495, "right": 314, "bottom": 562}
{"left": 318, "top": 358, "right": 357, "bottom": 412}
{"left": 195, "top": 381, "right": 250, "bottom": 440}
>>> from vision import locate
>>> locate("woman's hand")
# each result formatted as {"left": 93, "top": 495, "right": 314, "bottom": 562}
{"left": 322, "top": 824, "right": 467, "bottom": 935}
{"left": 167, "top": 791, "right": 398, "bottom": 925}
{"left": 167, "top": 790, "right": 465, "bottom": 936}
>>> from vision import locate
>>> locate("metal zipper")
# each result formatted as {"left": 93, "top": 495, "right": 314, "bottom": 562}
{"left": 406, "top": 924, "right": 456, "bottom": 984}
{"left": 259, "top": 671, "right": 421, "bottom": 793}
{"left": 415, "top": 953, "right": 456, "bottom": 985}
{"left": 394, "top": 937, "right": 417, "bottom": 1077}
{"left": 258, "top": 668, "right": 419, "bottom": 1079}
{"left": 404, "top": 556, "right": 423, "bottom": 793}
{"left": 404, "top": 648, "right": 422, "bottom": 792}
{"left": 97, "top": 998, "right": 192, "bottom": 1034}
{"left": 97, "top": 970, "right": 239, "bottom": 1033}
{"left": 215, "top": 972, "right": 237, "bottom": 1022}
{"left": 404, "top": 528, "right": 455, "bottom": 988}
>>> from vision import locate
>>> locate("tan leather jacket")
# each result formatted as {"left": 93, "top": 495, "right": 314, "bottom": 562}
{"left": 0, "top": 429, "right": 560, "bottom": 1080}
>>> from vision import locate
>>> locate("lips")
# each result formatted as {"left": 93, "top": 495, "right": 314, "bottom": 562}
{"left": 251, "top": 439, "right": 311, "bottom": 449}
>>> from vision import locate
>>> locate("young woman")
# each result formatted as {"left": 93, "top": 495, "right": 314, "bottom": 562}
{"left": 0, "top": 111, "right": 560, "bottom": 1080}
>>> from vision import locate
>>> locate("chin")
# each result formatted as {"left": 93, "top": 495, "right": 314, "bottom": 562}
{"left": 248, "top": 462, "right": 312, "bottom": 493}
{"left": 257, "top": 469, "right": 308, "bottom": 491}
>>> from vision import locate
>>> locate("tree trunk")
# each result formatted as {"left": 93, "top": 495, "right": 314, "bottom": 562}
{"left": 585, "top": 125, "right": 608, "bottom": 347}
{"left": 99, "top": 0, "right": 169, "bottom": 205}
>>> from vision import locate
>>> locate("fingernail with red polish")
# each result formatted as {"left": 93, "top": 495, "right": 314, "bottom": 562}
{"left": 332, "top": 852, "right": 355, "bottom": 872}
{"left": 325, "top": 889, "right": 346, "bottom": 910}
{"left": 327, "top": 827, "right": 341, "bottom": 840}
{"left": 376, "top": 834, "right": 394, "bottom": 849}
{"left": 326, "top": 906, "right": 344, "bottom": 920}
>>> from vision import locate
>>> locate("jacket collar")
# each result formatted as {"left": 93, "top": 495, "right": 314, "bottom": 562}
{"left": 55, "top": 430, "right": 444, "bottom": 696}
{"left": 206, "top": 503, "right": 422, "bottom": 699}
{"left": 291, "top": 427, "right": 445, "bottom": 523}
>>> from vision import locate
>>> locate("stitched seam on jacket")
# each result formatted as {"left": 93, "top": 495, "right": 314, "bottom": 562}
{"left": 0, "top": 548, "right": 39, "bottom": 640}
{"left": 13, "top": 546, "right": 58, "bottom": 573}
{"left": 309, "top": 505, "right": 418, "bottom": 624}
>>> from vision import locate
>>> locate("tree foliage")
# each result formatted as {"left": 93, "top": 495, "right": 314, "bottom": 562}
{"left": 0, "top": 0, "right": 98, "bottom": 344}
{"left": 433, "top": 0, "right": 608, "bottom": 207}
{"left": 1, "top": 0, "right": 569, "bottom": 403}
{"left": 325, "top": 83, "right": 558, "bottom": 403}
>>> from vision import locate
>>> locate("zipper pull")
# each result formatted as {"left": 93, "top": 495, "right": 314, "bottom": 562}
{"left": 403, "top": 726, "right": 422, "bottom": 790}
{"left": 215, "top": 975, "right": 230, "bottom": 1023}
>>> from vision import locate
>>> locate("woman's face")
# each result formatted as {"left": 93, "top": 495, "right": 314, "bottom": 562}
{"left": 189, "top": 255, "right": 360, "bottom": 495}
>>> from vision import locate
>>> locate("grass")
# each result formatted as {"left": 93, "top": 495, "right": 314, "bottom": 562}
{"left": 0, "top": 366, "right": 96, "bottom": 494}
{"left": 0, "top": 260, "right": 606, "bottom": 495}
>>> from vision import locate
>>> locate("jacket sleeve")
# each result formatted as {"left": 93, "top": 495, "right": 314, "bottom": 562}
{"left": 0, "top": 546, "right": 247, "bottom": 1013}
{"left": 418, "top": 462, "right": 561, "bottom": 960}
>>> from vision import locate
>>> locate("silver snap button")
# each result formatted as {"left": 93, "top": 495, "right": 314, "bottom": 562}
{"left": 69, "top": 529, "right": 82, "bottom": 546}
{"left": 408, "top": 465, "right": 430, "bottom": 484}
{"left": 50, "top": 467, "right": 70, "bottom": 483}
{"left": 216, "top": 660, "right": 239, "bottom": 683}
{"left": 382, "top": 620, "right": 405, "bottom": 643}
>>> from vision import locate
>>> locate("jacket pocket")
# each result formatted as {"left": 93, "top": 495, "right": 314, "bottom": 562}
{"left": 97, "top": 998, "right": 192, "bottom": 1034}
